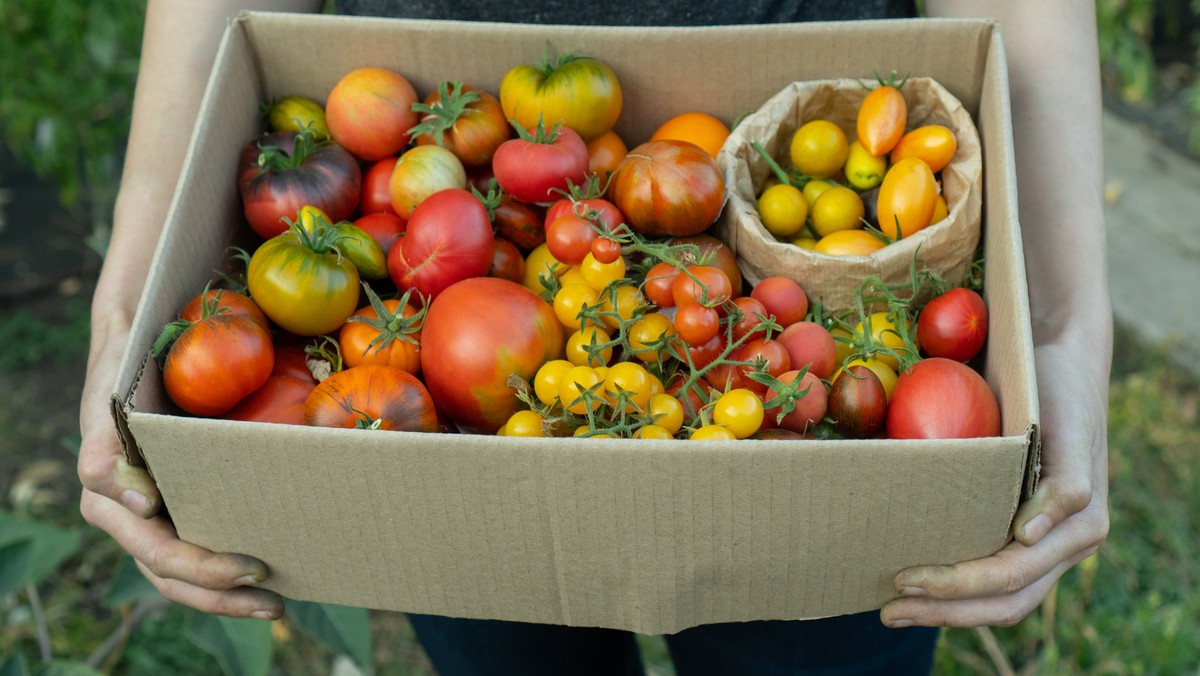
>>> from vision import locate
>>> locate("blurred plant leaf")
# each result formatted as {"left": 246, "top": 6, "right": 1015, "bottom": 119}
{"left": 0, "top": 510, "right": 81, "bottom": 589}
{"left": 184, "top": 610, "right": 274, "bottom": 676}
{"left": 103, "top": 554, "right": 161, "bottom": 607}
{"left": 0, "top": 538, "right": 35, "bottom": 597}
{"left": 0, "top": 653, "right": 29, "bottom": 676}
{"left": 31, "top": 663, "right": 103, "bottom": 676}
{"left": 285, "top": 600, "right": 372, "bottom": 671}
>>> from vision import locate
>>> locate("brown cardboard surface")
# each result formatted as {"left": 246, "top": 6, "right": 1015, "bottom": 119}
{"left": 113, "top": 13, "right": 1038, "bottom": 634}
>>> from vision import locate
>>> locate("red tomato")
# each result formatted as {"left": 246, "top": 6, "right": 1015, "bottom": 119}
{"left": 493, "top": 196, "right": 546, "bottom": 251}
{"left": 671, "top": 265, "right": 733, "bottom": 308}
{"left": 764, "top": 369, "right": 827, "bottom": 435}
{"left": 590, "top": 237, "right": 621, "bottom": 264}
{"left": 220, "top": 375, "right": 314, "bottom": 426}
{"left": 353, "top": 212, "right": 406, "bottom": 255}
{"left": 729, "top": 296, "right": 768, "bottom": 341}
{"left": 669, "top": 234, "right": 742, "bottom": 295}
{"left": 674, "top": 302, "right": 720, "bottom": 347}
{"left": 733, "top": 337, "right": 792, "bottom": 396}
{"left": 609, "top": 140, "right": 726, "bottom": 237}
{"left": 411, "top": 81, "right": 511, "bottom": 168}
{"left": 887, "top": 358, "right": 1001, "bottom": 439}
{"left": 750, "top": 277, "right": 809, "bottom": 329}
{"left": 917, "top": 287, "right": 989, "bottom": 362}
{"left": 489, "top": 237, "right": 526, "bottom": 283}
{"left": 492, "top": 123, "right": 589, "bottom": 204}
{"left": 643, "top": 262, "right": 680, "bottom": 308}
{"left": 237, "top": 130, "right": 361, "bottom": 240}
{"left": 358, "top": 157, "right": 400, "bottom": 217}
{"left": 827, "top": 364, "right": 887, "bottom": 438}
{"left": 857, "top": 84, "right": 907, "bottom": 156}
{"left": 304, "top": 365, "right": 438, "bottom": 432}
{"left": 271, "top": 342, "right": 318, "bottom": 383}
{"left": 179, "top": 289, "right": 268, "bottom": 330}
{"left": 420, "top": 277, "right": 565, "bottom": 433}
{"left": 325, "top": 67, "right": 419, "bottom": 162}
{"left": 545, "top": 212, "right": 599, "bottom": 266}
{"left": 162, "top": 314, "right": 274, "bottom": 416}
{"left": 544, "top": 197, "right": 624, "bottom": 234}
{"left": 776, "top": 321, "right": 838, "bottom": 380}
{"left": 387, "top": 188, "right": 494, "bottom": 299}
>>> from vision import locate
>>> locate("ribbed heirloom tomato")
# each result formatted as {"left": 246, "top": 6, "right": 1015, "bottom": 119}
{"left": 304, "top": 365, "right": 438, "bottom": 432}
{"left": 500, "top": 52, "right": 622, "bottom": 142}
{"left": 388, "top": 188, "right": 495, "bottom": 299}
{"left": 161, "top": 314, "right": 274, "bottom": 417}
{"left": 609, "top": 140, "right": 726, "bottom": 238}
{"left": 420, "top": 277, "right": 565, "bottom": 434}
{"left": 325, "top": 66, "right": 419, "bottom": 162}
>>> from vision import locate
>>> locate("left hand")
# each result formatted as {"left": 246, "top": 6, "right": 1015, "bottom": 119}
{"left": 880, "top": 341, "right": 1110, "bottom": 627}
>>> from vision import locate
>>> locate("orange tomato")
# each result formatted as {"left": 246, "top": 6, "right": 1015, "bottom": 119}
{"left": 649, "top": 111, "right": 730, "bottom": 159}
{"left": 856, "top": 85, "right": 907, "bottom": 156}
{"left": 339, "top": 297, "right": 423, "bottom": 374}
{"left": 813, "top": 230, "right": 886, "bottom": 256}
{"left": 890, "top": 125, "right": 957, "bottom": 173}
{"left": 877, "top": 157, "right": 937, "bottom": 239}
{"left": 586, "top": 129, "right": 628, "bottom": 177}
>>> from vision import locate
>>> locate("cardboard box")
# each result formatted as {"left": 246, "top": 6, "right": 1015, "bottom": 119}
{"left": 112, "top": 12, "right": 1039, "bottom": 634}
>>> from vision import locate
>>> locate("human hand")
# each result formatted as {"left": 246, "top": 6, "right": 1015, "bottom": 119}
{"left": 880, "top": 341, "right": 1110, "bottom": 627}
{"left": 78, "top": 312, "right": 284, "bottom": 619}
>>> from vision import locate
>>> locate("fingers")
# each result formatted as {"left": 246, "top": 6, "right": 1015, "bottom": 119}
{"left": 81, "top": 490, "right": 282, "bottom": 618}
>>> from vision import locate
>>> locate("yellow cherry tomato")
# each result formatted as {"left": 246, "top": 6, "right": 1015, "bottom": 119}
{"left": 757, "top": 183, "right": 809, "bottom": 239}
{"left": 790, "top": 120, "right": 849, "bottom": 179}
{"left": 598, "top": 284, "right": 644, "bottom": 332}
{"left": 813, "top": 230, "right": 886, "bottom": 257}
{"left": 712, "top": 388, "right": 765, "bottom": 439}
{"left": 602, "top": 361, "right": 653, "bottom": 413}
{"left": 647, "top": 392, "right": 684, "bottom": 435}
{"left": 559, "top": 365, "right": 603, "bottom": 414}
{"left": 559, "top": 265, "right": 588, "bottom": 289}
{"left": 533, "top": 359, "right": 575, "bottom": 406}
{"left": 554, "top": 282, "right": 600, "bottom": 330}
{"left": 690, "top": 424, "right": 737, "bottom": 441}
{"left": 835, "top": 357, "right": 898, "bottom": 402}
{"left": 523, "top": 243, "right": 566, "bottom": 293}
{"left": 634, "top": 424, "right": 674, "bottom": 440}
{"left": 791, "top": 236, "right": 818, "bottom": 250}
{"left": 565, "top": 325, "right": 613, "bottom": 367}
{"left": 831, "top": 326, "right": 856, "bottom": 368}
{"left": 627, "top": 313, "right": 677, "bottom": 363}
{"left": 853, "top": 312, "right": 917, "bottom": 371}
{"left": 504, "top": 410, "right": 549, "bottom": 437}
{"left": 802, "top": 178, "right": 833, "bottom": 207}
{"left": 810, "top": 186, "right": 865, "bottom": 237}
{"left": 579, "top": 252, "right": 627, "bottom": 291}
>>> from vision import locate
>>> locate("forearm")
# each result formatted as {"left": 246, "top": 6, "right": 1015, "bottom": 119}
{"left": 926, "top": 0, "right": 1112, "bottom": 368}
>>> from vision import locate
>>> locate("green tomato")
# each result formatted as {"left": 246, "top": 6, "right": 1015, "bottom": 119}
{"left": 248, "top": 227, "right": 360, "bottom": 336}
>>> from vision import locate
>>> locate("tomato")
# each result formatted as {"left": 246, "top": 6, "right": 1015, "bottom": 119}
{"left": 729, "top": 296, "right": 768, "bottom": 341}
{"left": 627, "top": 312, "right": 677, "bottom": 364}
{"left": 789, "top": 120, "right": 848, "bottom": 179}
{"left": 161, "top": 314, "right": 274, "bottom": 416}
{"left": 890, "top": 125, "right": 957, "bottom": 174}
{"left": 642, "top": 262, "right": 680, "bottom": 308}
{"left": 493, "top": 196, "right": 546, "bottom": 251}
{"left": 388, "top": 188, "right": 494, "bottom": 300}
{"left": 544, "top": 197, "right": 624, "bottom": 235}
{"left": 854, "top": 311, "right": 918, "bottom": 371}
{"left": 733, "top": 337, "right": 792, "bottom": 396}
{"left": 670, "top": 234, "right": 743, "bottom": 295}
{"left": 602, "top": 361, "right": 654, "bottom": 413}
{"left": 887, "top": 358, "right": 1000, "bottom": 439}
{"left": 674, "top": 302, "right": 720, "bottom": 347}
{"left": 634, "top": 425, "right": 673, "bottom": 440}
{"left": 590, "top": 237, "right": 621, "bottom": 265}
{"left": 493, "top": 122, "right": 590, "bottom": 205}
{"left": 764, "top": 369, "right": 826, "bottom": 435}
{"left": 489, "top": 237, "right": 526, "bottom": 284}
{"left": 809, "top": 185, "right": 865, "bottom": 238}
{"left": 877, "top": 157, "right": 938, "bottom": 240}
{"left": 757, "top": 183, "right": 808, "bottom": 239}
{"left": 649, "top": 111, "right": 731, "bottom": 159}
{"left": 802, "top": 179, "right": 833, "bottom": 208}
{"left": 331, "top": 220, "right": 388, "bottom": 280}
{"left": 411, "top": 81, "right": 510, "bottom": 168}
{"left": 325, "top": 67, "right": 419, "bottom": 162}
{"left": 750, "top": 276, "right": 808, "bottom": 329}
{"left": 836, "top": 357, "right": 898, "bottom": 402}
{"left": 670, "top": 332, "right": 725, "bottom": 372}
{"left": 666, "top": 373, "right": 707, "bottom": 420}
{"left": 247, "top": 225, "right": 360, "bottom": 336}
{"left": 353, "top": 211, "right": 406, "bottom": 255}
{"left": 420, "top": 277, "right": 565, "bottom": 433}
{"left": 559, "top": 365, "right": 604, "bottom": 415}
{"left": 856, "top": 84, "right": 907, "bottom": 156}
{"left": 339, "top": 293, "right": 423, "bottom": 374}
{"left": 238, "top": 130, "right": 361, "bottom": 240}
{"left": 271, "top": 342, "right": 318, "bottom": 382}
{"left": 500, "top": 53, "right": 622, "bottom": 142}
{"left": 646, "top": 392, "right": 684, "bottom": 435}
{"left": 389, "top": 145, "right": 468, "bottom": 219}
{"left": 504, "top": 410, "right": 549, "bottom": 437}
{"left": 267, "top": 95, "right": 328, "bottom": 139}
{"left": 358, "top": 157, "right": 400, "bottom": 217}
{"left": 917, "top": 287, "right": 988, "bottom": 362}
{"left": 597, "top": 283, "right": 643, "bottom": 332}
{"left": 522, "top": 242, "right": 567, "bottom": 294}
{"left": 554, "top": 282, "right": 601, "bottom": 330}
{"left": 545, "top": 212, "right": 600, "bottom": 266}
{"left": 179, "top": 288, "right": 268, "bottom": 330}
{"left": 579, "top": 252, "right": 626, "bottom": 291}
{"left": 814, "top": 230, "right": 886, "bottom": 256}
{"left": 585, "top": 129, "right": 627, "bottom": 177}
{"left": 220, "top": 375, "right": 314, "bottom": 426}
{"left": 712, "top": 388, "right": 764, "bottom": 439}
{"left": 565, "top": 325, "right": 613, "bottom": 367}
{"left": 776, "top": 321, "right": 837, "bottom": 380}
{"left": 534, "top": 359, "right": 575, "bottom": 405}
{"left": 843, "top": 140, "right": 888, "bottom": 191}
{"left": 672, "top": 265, "right": 733, "bottom": 308}
{"left": 304, "top": 365, "right": 437, "bottom": 432}
{"left": 690, "top": 425, "right": 736, "bottom": 441}
{"left": 609, "top": 140, "right": 725, "bottom": 238}
{"left": 931, "top": 193, "right": 949, "bottom": 225}
{"left": 827, "top": 364, "right": 887, "bottom": 438}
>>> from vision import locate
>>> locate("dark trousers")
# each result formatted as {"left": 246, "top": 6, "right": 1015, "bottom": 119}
{"left": 407, "top": 611, "right": 939, "bottom": 675}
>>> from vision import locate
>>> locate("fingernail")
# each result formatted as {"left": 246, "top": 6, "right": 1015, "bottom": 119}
{"left": 1021, "top": 514, "right": 1052, "bottom": 544}
{"left": 251, "top": 610, "right": 276, "bottom": 621}
{"left": 899, "top": 586, "right": 925, "bottom": 597}
{"left": 236, "top": 573, "right": 263, "bottom": 586}
{"left": 889, "top": 619, "right": 914, "bottom": 629}
{"left": 120, "top": 489, "right": 152, "bottom": 516}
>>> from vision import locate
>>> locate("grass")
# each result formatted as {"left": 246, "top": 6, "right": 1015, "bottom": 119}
{"left": 2, "top": 322, "right": 1197, "bottom": 673}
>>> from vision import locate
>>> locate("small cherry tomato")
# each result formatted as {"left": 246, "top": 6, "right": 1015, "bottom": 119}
{"left": 789, "top": 120, "right": 848, "bottom": 179}
{"left": 712, "top": 388, "right": 765, "bottom": 439}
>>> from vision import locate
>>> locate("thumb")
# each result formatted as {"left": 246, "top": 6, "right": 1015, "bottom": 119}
{"left": 1011, "top": 474, "right": 1093, "bottom": 547}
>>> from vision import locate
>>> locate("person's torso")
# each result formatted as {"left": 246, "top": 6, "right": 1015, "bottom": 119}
{"left": 334, "top": 0, "right": 914, "bottom": 26}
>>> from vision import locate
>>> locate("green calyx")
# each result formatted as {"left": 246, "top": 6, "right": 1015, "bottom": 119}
{"left": 408, "top": 81, "right": 482, "bottom": 147}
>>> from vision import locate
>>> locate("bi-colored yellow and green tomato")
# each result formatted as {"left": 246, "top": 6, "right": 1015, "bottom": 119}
{"left": 755, "top": 76, "right": 957, "bottom": 255}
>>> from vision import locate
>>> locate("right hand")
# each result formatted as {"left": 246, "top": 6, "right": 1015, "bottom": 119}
{"left": 78, "top": 311, "right": 284, "bottom": 619}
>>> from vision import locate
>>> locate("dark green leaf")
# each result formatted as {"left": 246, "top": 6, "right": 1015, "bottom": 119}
{"left": 184, "top": 610, "right": 273, "bottom": 676}
{"left": 0, "top": 511, "right": 81, "bottom": 588}
{"left": 32, "top": 662, "right": 104, "bottom": 676}
{"left": 103, "top": 554, "right": 161, "bottom": 607}
{"left": 285, "top": 600, "right": 372, "bottom": 670}
{"left": 0, "top": 538, "right": 34, "bottom": 597}
{"left": 0, "top": 651, "right": 29, "bottom": 676}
